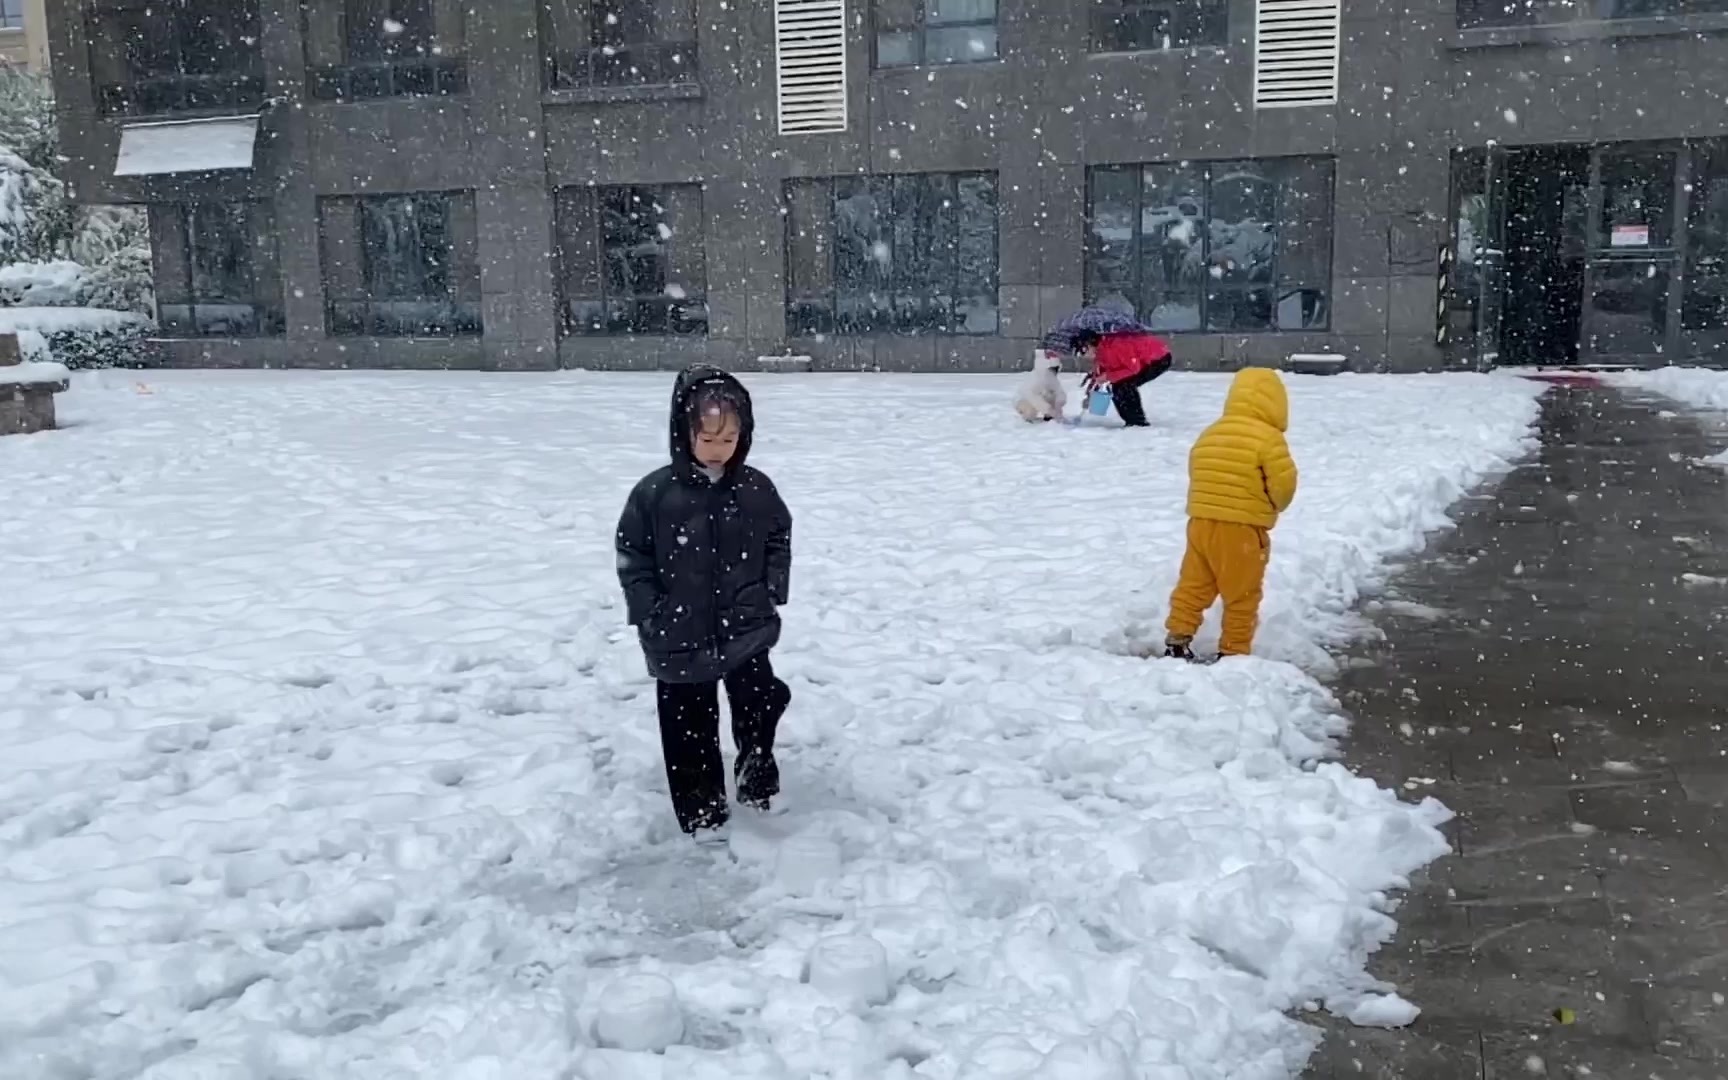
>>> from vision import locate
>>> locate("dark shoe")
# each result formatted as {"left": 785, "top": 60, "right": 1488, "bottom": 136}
{"left": 735, "top": 747, "right": 780, "bottom": 811}
{"left": 1164, "top": 638, "right": 1196, "bottom": 662}
{"left": 681, "top": 798, "right": 729, "bottom": 836}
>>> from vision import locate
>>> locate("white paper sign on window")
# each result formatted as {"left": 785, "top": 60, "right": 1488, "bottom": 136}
{"left": 1611, "top": 224, "right": 1651, "bottom": 248}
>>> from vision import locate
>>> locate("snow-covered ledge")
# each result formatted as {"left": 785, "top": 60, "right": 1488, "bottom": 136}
{"left": 0, "top": 332, "right": 69, "bottom": 436}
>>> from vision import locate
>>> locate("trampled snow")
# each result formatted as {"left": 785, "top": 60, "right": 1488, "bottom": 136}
{"left": 0, "top": 370, "right": 1542, "bottom": 1079}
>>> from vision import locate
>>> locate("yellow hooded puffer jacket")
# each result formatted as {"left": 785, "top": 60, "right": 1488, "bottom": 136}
{"left": 1184, "top": 367, "right": 1298, "bottom": 529}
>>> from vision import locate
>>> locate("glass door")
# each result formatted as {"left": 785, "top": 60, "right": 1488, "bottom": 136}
{"left": 1581, "top": 146, "right": 1678, "bottom": 360}
{"left": 1474, "top": 144, "right": 1509, "bottom": 371}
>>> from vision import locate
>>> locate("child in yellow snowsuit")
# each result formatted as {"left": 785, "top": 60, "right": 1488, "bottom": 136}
{"left": 1165, "top": 367, "right": 1298, "bottom": 661}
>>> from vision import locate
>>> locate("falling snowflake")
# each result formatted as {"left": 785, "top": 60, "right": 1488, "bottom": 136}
{"left": 871, "top": 241, "right": 890, "bottom": 264}
{"left": 664, "top": 283, "right": 688, "bottom": 300}
{"left": 383, "top": 18, "right": 405, "bottom": 34}
{"left": 657, "top": 223, "right": 674, "bottom": 240}
{"left": 1502, "top": 107, "right": 1519, "bottom": 124}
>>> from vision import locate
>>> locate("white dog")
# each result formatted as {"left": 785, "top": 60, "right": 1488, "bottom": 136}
{"left": 1013, "top": 349, "right": 1068, "bottom": 422}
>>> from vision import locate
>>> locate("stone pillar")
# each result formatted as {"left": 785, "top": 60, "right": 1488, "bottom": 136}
{"left": 466, "top": 4, "right": 559, "bottom": 370}
{"left": 258, "top": 0, "right": 329, "bottom": 343}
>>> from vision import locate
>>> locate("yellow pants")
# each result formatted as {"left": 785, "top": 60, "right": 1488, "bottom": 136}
{"left": 1166, "top": 517, "right": 1270, "bottom": 657}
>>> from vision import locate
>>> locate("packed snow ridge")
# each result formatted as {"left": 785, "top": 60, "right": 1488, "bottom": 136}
{"left": 1610, "top": 365, "right": 1728, "bottom": 467}
{"left": 0, "top": 370, "right": 1543, "bottom": 1079}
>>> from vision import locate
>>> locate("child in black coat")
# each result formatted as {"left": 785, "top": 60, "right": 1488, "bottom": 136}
{"left": 615, "top": 365, "right": 794, "bottom": 837}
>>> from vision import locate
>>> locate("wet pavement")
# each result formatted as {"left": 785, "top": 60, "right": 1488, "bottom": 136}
{"left": 1305, "top": 385, "right": 1728, "bottom": 1079}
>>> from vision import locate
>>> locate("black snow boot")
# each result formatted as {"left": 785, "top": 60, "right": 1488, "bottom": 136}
{"left": 1164, "top": 637, "right": 1197, "bottom": 662}
{"left": 734, "top": 747, "right": 780, "bottom": 811}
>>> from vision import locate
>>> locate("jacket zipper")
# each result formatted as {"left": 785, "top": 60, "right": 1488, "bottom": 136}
{"left": 705, "top": 486, "right": 723, "bottom": 664}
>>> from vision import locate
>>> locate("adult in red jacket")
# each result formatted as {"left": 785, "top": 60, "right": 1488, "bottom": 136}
{"left": 1075, "top": 329, "right": 1172, "bottom": 428}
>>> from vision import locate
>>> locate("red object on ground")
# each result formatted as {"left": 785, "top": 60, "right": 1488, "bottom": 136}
{"left": 1094, "top": 332, "right": 1172, "bottom": 384}
{"left": 1519, "top": 372, "right": 1604, "bottom": 388}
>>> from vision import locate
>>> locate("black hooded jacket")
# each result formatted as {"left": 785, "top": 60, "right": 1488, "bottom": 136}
{"left": 615, "top": 366, "right": 792, "bottom": 684}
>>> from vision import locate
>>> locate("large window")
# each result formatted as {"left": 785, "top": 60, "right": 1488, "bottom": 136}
{"left": 554, "top": 185, "right": 708, "bottom": 336}
{"left": 1684, "top": 141, "right": 1728, "bottom": 332}
{"left": 87, "top": 0, "right": 264, "bottom": 116}
{"left": 785, "top": 172, "right": 999, "bottom": 336}
{"left": 319, "top": 192, "right": 482, "bottom": 337}
{"left": 874, "top": 0, "right": 998, "bottom": 68}
{"left": 307, "top": 0, "right": 468, "bottom": 101}
{"left": 541, "top": 0, "right": 698, "bottom": 91}
{"left": 1090, "top": 0, "right": 1228, "bottom": 52}
{"left": 1457, "top": 0, "right": 1728, "bottom": 30}
{"left": 1, "top": 0, "right": 24, "bottom": 30}
{"left": 150, "top": 202, "right": 285, "bottom": 337}
{"left": 1085, "top": 158, "right": 1334, "bottom": 333}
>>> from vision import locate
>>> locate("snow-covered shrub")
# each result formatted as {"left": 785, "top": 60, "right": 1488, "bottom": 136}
{"left": 0, "top": 306, "right": 151, "bottom": 369}
{"left": 72, "top": 206, "right": 155, "bottom": 317}
{"left": 0, "top": 259, "right": 88, "bottom": 306}
{"left": 0, "top": 67, "right": 54, "bottom": 172}
{"left": 0, "top": 148, "right": 70, "bottom": 266}
{"left": 71, "top": 204, "right": 145, "bottom": 266}
{"left": 0, "top": 68, "right": 66, "bottom": 267}
{"left": 0, "top": 70, "right": 154, "bottom": 320}
{"left": 79, "top": 242, "right": 154, "bottom": 316}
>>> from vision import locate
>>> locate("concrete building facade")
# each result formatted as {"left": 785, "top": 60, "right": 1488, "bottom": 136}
{"left": 1, "top": 0, "right": 51, "bottom": 72}
{"left": 42, "top": 0, "right": 1728, "bottom": 373}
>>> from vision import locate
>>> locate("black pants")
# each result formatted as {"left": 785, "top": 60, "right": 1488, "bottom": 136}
{"left": 1110, "top": 358, "right": 1172, "bottom": 427}
{"left": 655, "top": 652, "right": 790, "bottom": 833}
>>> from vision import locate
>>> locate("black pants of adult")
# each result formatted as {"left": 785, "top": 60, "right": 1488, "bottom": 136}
{"left": 654, "top": 651, "right": 790, "bottom": 833}
{"left": 1111, "top": 357, "right": 1172, "bottom": 428}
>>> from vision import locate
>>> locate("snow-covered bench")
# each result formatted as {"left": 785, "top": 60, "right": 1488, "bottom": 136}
{"left": 0, "top": 332, "right": 70, "bottom": 435}
{"left": 755, "top": 354, "right": 815, "bottom": 373}
{"left": 1285, "top": 352, "right": 1349, "bottom": 376}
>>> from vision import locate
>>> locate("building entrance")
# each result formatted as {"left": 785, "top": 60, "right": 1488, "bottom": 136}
{"left": 1447, "top": 141, "right": 1715, "bottom": 369}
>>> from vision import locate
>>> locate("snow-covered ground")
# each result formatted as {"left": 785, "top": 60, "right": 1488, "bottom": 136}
{"left": 1, "top": 370, "right": 1541, "bottom": 1080}
{"left": 1611, "top": 365, "right": 1728, "bottom": 465}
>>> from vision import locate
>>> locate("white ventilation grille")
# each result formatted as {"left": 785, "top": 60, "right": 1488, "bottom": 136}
{"left": 775, "top": 0, "right": 849, "bottom": 135}
{"left": 1254, "top": 0, "right": 1341, "bottom": 109}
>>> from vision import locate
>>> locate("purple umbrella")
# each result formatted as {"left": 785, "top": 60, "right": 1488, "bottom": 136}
{"left": 1039, "top": 305, "right": 1158, "bottom": 355}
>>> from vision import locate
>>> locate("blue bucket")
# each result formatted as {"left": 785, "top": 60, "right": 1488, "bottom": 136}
{"left": 1086, "top": 389, "right": 1112, "bottom": 416}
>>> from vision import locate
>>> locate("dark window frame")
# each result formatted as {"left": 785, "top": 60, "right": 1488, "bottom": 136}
{"left": 554, "top": 183, "right": 710, "bottom": 337}
{"left": 1683, "top": 139, "right": 1728, "bottom": 332}
{"left": 783, "top": 170, "right": 1001, "bottom": 337}
{"left": 873, "top": 0, "right": 999, "bottom": 69}
{"left": 1087, "top": 0, "right": 1230, "bottom": 53}
{"left": 154, "top": 201, "right": 286, "bottom": 338}
{"left": 0, "top": 0, "right": 24, "bottom": 30}
{"left": 320, "top": 191, "right": 482, "bottom": 338}
{"left": 86, "top": 0, "right": 265, "bottom": 118}
{"left": 544, "top": 0, "right": 699, "bottom": 91}
{"left": 1456, "top": 0, "right": 1728, "bottom": 31}
{"left": 307, "top": 0, "right": 469, "bottom": 102}
{"left": 1083, "top": 156, "right": 1337, "bottom": 335}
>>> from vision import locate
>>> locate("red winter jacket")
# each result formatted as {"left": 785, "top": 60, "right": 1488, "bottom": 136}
{"left": 1094, "top": 332, "right": 1172, "bottom": 384}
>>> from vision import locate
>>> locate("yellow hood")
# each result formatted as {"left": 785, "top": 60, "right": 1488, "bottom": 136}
{"left": 1222, "top": 367, "right": 1288, "bottom": 432}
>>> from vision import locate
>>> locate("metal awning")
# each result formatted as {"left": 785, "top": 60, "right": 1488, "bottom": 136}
{"left": 114, "top": 114, "right": 261, "bottom": 178}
